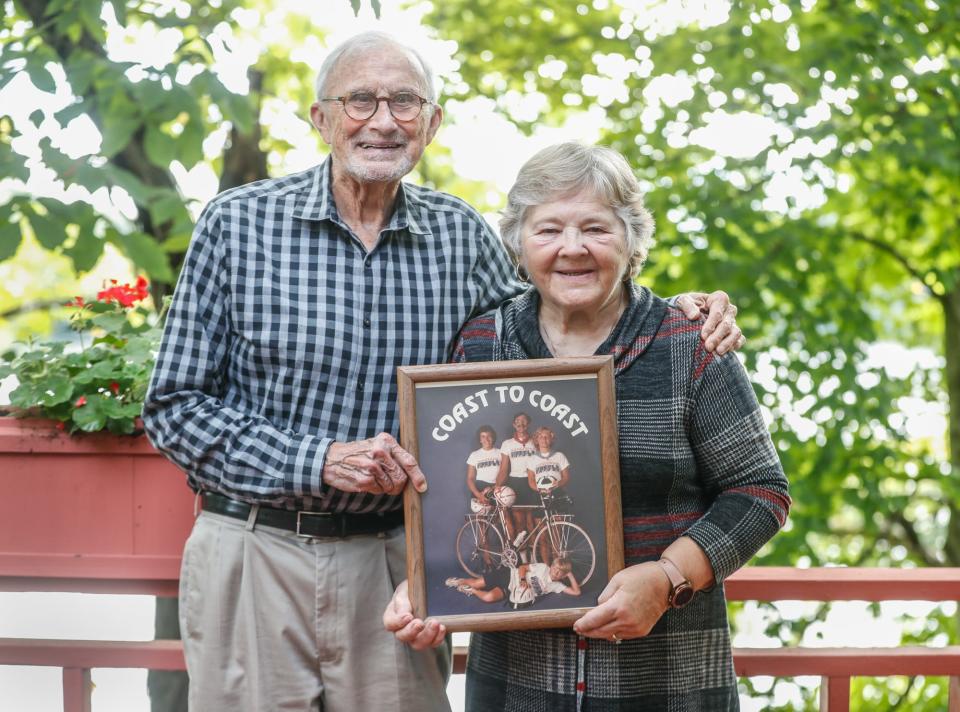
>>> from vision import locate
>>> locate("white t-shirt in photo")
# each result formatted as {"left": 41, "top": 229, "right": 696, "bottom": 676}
{"left": 525, "top": 562, "right": 568, "bottom": 596}
{"left": 500, "top": 437, "right": 536, "bottom": 479}
{"left": 527, "top": 450, "right": 570, "bottom": 487}
{"left": 466, "top": 447, "right": 503, "bottom": 484}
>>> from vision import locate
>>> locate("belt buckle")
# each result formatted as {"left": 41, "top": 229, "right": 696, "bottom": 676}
{"left": 296, "top": 510, "right": 332, "bottom": 537}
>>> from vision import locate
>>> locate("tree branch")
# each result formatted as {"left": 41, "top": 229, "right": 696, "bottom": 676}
{"left": 0, "top": 298, "right": 70, "bottom": 321}
{"left": 885, "top": 511, "right": 943, "bottom": 567}
{"left": 846, "top": 229, "right": 943, "bottom": 303}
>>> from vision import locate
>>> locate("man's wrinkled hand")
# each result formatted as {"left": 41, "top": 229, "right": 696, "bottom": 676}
{"left": 674, "top": 290, "right": 745, "bottom": 355}
{"left": 322, "top": 433, "right": 426, "bottom": 495}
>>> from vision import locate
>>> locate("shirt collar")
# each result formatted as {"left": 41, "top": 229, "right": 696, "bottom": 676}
{"left": 503, "top": 283, "right": 663, "bottom": 371}
{"left": 292, "top": 156, "right": 429, "bottom": 237}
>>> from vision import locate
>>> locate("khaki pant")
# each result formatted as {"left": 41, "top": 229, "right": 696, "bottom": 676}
{"left": 179, "top": 510, "right": 452, "bottom": 712}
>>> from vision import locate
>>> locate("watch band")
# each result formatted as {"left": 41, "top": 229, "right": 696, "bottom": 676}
{"left": 657, "top": 557, "right": 695, "bottom": 608}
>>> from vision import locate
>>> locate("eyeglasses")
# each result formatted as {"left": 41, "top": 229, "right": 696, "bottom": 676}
{"left": 320, "top": 91, "right": 431, "bottom": 122}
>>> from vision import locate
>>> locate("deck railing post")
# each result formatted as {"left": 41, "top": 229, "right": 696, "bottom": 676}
{"left": 949, "top": 675, "right": 959, "bottom": 712}
{"left": 62, "top": 667, "right": 91, "bottom": 712}
{"left": 819, "top": 676, "right": 850, "bottom": 712}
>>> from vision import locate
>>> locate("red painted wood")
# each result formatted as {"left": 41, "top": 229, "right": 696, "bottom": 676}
{"left": 733, "top": 647, "right": 960, "bottom": 676}
{"left": 0, "top": 575, "right": 178, "bottom": 596}
{"left": 950, "top": 676, "right": 959, "bottom": 712}
{"left": 0, "top": 419, "right": 158, "bottom": 454}
{"left": 0, "top": 418, "right": 194, "bottom": 583}
{"left": 819, "top": 677, "right": 850, "bottom": 712}
{"left": 62, "top": 667, "right": 91, "bottom": 712}
{"left": 0, "top": 639, "right": 186, "bottom": 670}
{"left": 3, "top": 640, "right": 958, "bottom": 679}
{"left": 725, "top": 567, "right": 960, "bottom": 601}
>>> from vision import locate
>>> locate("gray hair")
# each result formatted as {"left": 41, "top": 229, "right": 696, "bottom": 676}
{"left": 500, "top": 142, "right": 655, "bottom": 280}
{"left": 314, "top": 31, "right": 437, "bottom": 103}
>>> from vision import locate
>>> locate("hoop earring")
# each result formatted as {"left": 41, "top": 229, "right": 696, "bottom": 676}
{"left": 515, "top": 263, "right": 530, "bottom": 283}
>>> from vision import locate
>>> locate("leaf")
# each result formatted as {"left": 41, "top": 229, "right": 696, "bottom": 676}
{"left": 91, "top": 312, "right": 129, "bottom": 334}
{"left": 72, "top": 398, "right": 107, "bottom": 432}
{"left": 149, "top": 192, "right": 186, "bottom": 226}
{"left": 64, "top": 227, "right": 104, "bottom": 272}
{"left": 101, "top": 165, "right": 151, "bottom": 203}
{"left": 0, "top": 141, "right": 28, "bottom": 183}
{"left": 79, "top": 0, "right": 107, "bottom": 43}
{"left": 109, "top": 0, "right": 128, "bottom": 25}
{"left": 55, "top": 100, "right": 90, "bottom": 127}
{"left": 29, "top": 109, "right": 44, "bottom": 126}
{"left": 27, "top": 210, "right": 67, "bottom": 250}
{"left": 65, "top": 50, "right": 99, "bottom": 95}
{"left": 38, "top": 138, "right": 105, "bottom": 192}
{"left": 100, "top": 113, "right": 141, "bottom": 157}
{"left": 38, "top": 376, "right": 74, "bottom": 406}
{"left": 177, "top": 115, "right": 205, "bottom": 169}
{"left": 25, "top": 58, "right": 56, "bottom": 93}
{"left": 200, "top": 72, "right": 255, "bottom": 134}
{"left": 113, "top": 230, "right": 174, "bottom": 282}
{"left": 160, "top": 230, "right": 192, "bottom": 254}
{"left": 143, "top": 123, "right": 177, "bottom": 169}
{"left": 0, "top": 221, "right": 22, "bottom": 261}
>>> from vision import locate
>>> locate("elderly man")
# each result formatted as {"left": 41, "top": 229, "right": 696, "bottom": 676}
{"left": 143, "top": 31, "right": 742, "bottom": 712}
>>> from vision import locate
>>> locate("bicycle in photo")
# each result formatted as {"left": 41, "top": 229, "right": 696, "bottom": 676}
{"left": 455, "top": 486, "right": 596, "bottom": 585}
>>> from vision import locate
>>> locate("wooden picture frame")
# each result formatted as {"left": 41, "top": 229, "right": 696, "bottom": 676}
{"left": 398, "top": 356, "right": 624, "bottom": 632}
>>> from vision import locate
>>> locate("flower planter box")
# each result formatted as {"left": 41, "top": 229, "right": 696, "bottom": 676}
{"left": 0, "top": 417, "right": 194, "bottom": 596}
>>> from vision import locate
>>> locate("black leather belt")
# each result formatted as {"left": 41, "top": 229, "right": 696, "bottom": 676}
{"left": 201, "top": 492, "right": 404, "bottom": 538}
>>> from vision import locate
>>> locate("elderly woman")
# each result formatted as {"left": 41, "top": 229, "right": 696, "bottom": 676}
{"left": 385, "top": 142, "right": 790, "bottom": 711}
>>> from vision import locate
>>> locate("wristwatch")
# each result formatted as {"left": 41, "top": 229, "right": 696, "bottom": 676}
{"left": 657, "top": 557, "right": 695, "bottom": 608}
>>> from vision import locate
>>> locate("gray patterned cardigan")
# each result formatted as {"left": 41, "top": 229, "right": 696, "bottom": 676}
{"left": 453, "top": 285, "right": 790, "bottom": 712}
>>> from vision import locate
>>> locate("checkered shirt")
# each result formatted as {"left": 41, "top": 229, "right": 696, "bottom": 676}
{"left": 142, "top": 158, "right": 521, "bottom": 513}
{"left": 455, "top": 285, "right": 791, "bottom": 711}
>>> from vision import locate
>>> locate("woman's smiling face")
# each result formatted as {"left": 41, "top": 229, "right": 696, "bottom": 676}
{"left": 519, "top": 188, "right": 629, "bottom": 316}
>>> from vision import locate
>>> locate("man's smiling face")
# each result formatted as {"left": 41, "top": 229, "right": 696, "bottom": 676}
{"left": 311, "top": 44, "right": 442, "bottom": 184}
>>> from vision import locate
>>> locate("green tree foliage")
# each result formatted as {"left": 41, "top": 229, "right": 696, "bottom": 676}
{"left": 427, "top": 0, "right": 958, "bottom": 708}
{"left": 0, "top": 0, "right": 325, "bottom": 296}
{"left": 1, "top": 0, "right": 957, "bottom": 705}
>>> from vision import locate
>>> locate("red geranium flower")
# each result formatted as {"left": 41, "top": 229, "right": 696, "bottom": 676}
{"left": 97, "top": 276, "right": 150, "bottom": 307}
{"left": 74, "top": 395, "right": 87, "bottom": 407}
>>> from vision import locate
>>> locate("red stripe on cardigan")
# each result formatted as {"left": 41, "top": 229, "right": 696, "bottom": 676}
{"left": 623, "top": 512, "right": 703, "bottom": 527}
{"left": 726, "top": 486, "right": 792, "bottom": 525}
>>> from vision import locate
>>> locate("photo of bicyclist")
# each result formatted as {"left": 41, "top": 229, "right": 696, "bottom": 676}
{"left": 498, "top": 412, "right": 537, "bottom": 555}
{"left": 444, "top": 557, "right": 581, "bottom": 606}
{"left": 467, "top": 425, "right": 506, "bottom": 502}
{"left": 527, "top": 426, "right": 572, "bottom": 563}
{"left": 526, "top": 426, "right": 570, "bottom": 496}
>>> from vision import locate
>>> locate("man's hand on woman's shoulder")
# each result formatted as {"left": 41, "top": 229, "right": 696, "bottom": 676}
{"left": 674, "top": 290, "right": 745, "bottom": 355}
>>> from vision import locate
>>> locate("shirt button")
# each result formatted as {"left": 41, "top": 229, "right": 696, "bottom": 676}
{"left": 363, "top": 317, "right": 371, "bottom": 327}
{"left": 365, "top": 262, "right": 372, "bottom": 270}
{"left": 357, "top": 380, "right": 365, "bottom": 390}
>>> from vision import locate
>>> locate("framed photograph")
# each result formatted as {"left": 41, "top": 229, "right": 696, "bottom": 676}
{"left": 398, "top": 356, "right": 624, "bottom": 632}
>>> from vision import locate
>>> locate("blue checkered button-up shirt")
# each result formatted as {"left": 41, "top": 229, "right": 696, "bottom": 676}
{"left": 143, "top": 158, "right": 521, "bottom": 513}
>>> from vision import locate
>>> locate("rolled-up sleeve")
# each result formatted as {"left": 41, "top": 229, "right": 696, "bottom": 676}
{"left": 142, "top": 203, "right": 331, "bottom": 503}
{"left": 683, "top": 352, "right": 791, "bottom": 583}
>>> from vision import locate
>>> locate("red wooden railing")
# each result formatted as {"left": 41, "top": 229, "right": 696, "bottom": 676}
{"left": 1, "top": 420, "right": 958, "bottom": 711}
{"left": 1, "top": 568, "right": 958, "bottom": 712}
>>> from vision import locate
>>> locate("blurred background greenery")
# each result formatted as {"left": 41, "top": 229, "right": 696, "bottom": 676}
{"left": 1, "top": 0, "right": 957, "bottom": 708}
